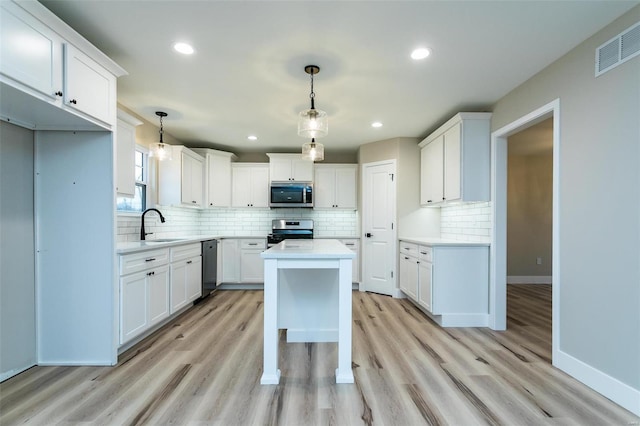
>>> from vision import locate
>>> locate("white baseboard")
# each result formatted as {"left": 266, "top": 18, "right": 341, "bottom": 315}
{"left": 1, "top": 363, "right": 35, "bottom": 382}
{"left": 555, "top": 349, "right": 640, "bottom": 417}
{"left": 507, "top": 275, "right": 552, "bottom": 284}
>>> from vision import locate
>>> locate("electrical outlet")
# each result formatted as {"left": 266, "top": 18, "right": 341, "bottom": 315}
{"left": 536, "top": 257, "right": 542, "bottom": 265}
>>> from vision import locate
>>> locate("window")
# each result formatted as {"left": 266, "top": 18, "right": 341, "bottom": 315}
{"left": 117, "top": 148, "right": 148, "bottom": 213}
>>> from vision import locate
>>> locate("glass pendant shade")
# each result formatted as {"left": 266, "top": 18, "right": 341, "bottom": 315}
{"left": 298, "top": 108, "right": 328, "bottom": 138}
{"left": 149, "top": 142, "right": 172, "bottom": 161}
{"left": 150, "top": 111, "right": 172, "bottom": 160}
{"left": 301, "top": 139, "right": 325, "bottom": 162}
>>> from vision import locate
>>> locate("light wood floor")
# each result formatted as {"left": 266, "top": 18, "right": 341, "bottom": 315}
{"left": 1, "top": 285, "right": 637, "bottom": 425}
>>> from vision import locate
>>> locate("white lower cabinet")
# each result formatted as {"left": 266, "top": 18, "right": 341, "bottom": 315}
{"left": 119, "top": 242, "right": 202, "bottom": 346}
{"left": 398, "top": 240, "right": 489, "bottom": 327}
{"left": 120, "top": 262, "right": 170, "bottom": 344}
{"left": 169, "top": 243, "right": 202, "bottom": 313}
{"left": 221, "top": 238, "right": 265, "bottom": 284}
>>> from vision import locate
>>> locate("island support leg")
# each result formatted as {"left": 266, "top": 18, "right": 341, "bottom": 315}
{"left": 261, "top": 258, "right": 281, "bottom": 385}
{"left": 336, "top": 258, "right": 354, "bottom": 383}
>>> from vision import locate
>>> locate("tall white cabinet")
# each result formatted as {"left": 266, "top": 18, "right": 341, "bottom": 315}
{"left": 419, "top": 112, "right": 492, "bottom": 205}
{"left": 192, "top": 148, "right": 237, "bottom": 208}
{"left": 0, "top": 0, "right": 126, "bottom": 373}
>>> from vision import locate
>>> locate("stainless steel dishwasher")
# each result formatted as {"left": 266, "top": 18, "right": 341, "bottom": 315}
{"left": 198, "top": 239, "right": 218, "bottom": 302}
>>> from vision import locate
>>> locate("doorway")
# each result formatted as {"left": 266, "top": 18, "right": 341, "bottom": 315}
{"left": 361, "top": 160, "right": 397, "bottom": 296}
{"left": 490, "top": 99, "right": 560, "bottom": 365}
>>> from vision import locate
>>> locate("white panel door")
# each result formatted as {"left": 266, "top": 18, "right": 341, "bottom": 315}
{"left": 120, "top": 273, "right": 148, "bottom": 344}
{"left": 231, "top": 167, "right": 252, "bottom": 207}
{"left": 362, "top": 160, "right": 396, "bottom": 296}
{"left": 240, "top": 249, "right": 264, "bottom": 283}
{"left": 170, "top": 262, "right": 187, "bottom": 313}
{"left": 250, "top": 166, "right": 270, "bottom": 207}
{"left": 185, "top": 257, "right": 202, "bottom": 301}
{"left": 418, "top": 261, "right": 432, "bottom": 312}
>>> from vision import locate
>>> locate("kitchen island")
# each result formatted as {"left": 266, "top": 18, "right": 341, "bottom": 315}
{"left": 260, "top": 239, "right": 355, "bottom": 385}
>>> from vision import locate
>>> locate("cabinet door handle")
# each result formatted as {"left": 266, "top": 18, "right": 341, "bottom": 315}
{"left": 147, "top": 271, "right": 155, "bottom": 276}
{"left": 404, "top": 256, "right": 409, "bottom": 260}
{"left": 186, "top": 260, "right": 193, "bottom": 264}
{"left": 192, "top": 200, "right": 197, "bottom": 204}
{"left": 248, "top": 243, "right": 258, "bottom": 246}
{"left": 69, "top": 99, "right": 77, "bottom": 105}
{"left": 420, "top": 251, "right": 427, "bottom": 255}
{"left": 54, "top": 91, "right": 63, "bottom": 97}
{"left": 427, "top": 200, "right": 432, "bottom": 203}
{"left": 145, "top": 258, "right": 156, "bottom": 262}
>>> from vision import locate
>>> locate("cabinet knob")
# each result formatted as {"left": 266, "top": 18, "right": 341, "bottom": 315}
{"left": 427, "top": 200, "right": 433, "bottom": 203}
{"left": 192, "top": 200, "right": 197, "bottom": 204}
{"left": 54, "top": 91, "right": 63, "bottom": 97}
{"left": 69, "top": 99, "right": 77, "bottom": 105}
{"left": 147, "top": 271, "right": 155, "bottom": 276}
{"left": 187, "top": 260, "right": 193, "bottom": 264}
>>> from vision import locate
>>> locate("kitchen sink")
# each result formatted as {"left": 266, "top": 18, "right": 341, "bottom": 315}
{"left": 144, "top": 238, "right": 187, "bottom": 243}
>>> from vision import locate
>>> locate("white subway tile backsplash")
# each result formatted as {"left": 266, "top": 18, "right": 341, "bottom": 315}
{"left": 117, "top": 206, "right": 359, "bottom": 240}
{"left": 440, "top": 201, "right": 492, "bottom": 241}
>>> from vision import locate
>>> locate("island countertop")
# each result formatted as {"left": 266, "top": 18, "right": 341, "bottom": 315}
{"left": 261, "top": 239, "right": 355, "bottom": 259}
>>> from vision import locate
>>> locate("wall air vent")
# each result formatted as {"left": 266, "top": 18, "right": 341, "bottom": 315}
{"left": 595, "top": 21, "right": 640, "bottom": 77}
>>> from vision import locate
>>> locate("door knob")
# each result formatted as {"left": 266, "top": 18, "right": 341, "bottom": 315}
{"left": 365, "top": 233, "right": 373, "bottom": 238}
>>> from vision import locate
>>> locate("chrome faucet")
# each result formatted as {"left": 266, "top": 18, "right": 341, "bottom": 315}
{"left": 140, "top": 208, "right": 166, "bottom": 240}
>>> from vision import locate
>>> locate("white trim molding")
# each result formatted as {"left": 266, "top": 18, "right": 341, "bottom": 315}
{"left": 556, "top": 349, "right": 640, "bottom": 417}
{"left": 507, "top": 276, "right": 552, "bottom": 284}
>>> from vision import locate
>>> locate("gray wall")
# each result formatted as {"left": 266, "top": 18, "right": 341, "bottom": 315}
{"left": 0, "top": 122, "right": 36, "bottom": 379}
{"left": 507, "top": 120, "right": 553, "bottom": 277}
{"left": 492, "top": 6, "right": 640, "bottom": 390}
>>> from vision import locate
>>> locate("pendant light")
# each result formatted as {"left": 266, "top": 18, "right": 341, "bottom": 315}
{"left": 298, "top": 65, "right": 328, "bottom": 139}
{"left": 149, "top": 111, "right": 172, "bottom": 161}
{"left": 301, "top": 138, "right": 325, "bottom": 162}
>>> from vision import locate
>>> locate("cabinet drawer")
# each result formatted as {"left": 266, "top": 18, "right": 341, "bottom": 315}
{"left": 170, "top": 243, "right": 201, "bottom": 262}
{"left": 119, "top": 248, "right": 169, "bottom": 276}
{"left": 340, "top": 239, "right": 359, "bottom": 252}
{"left": 399, "top": 242, "right": 419, "bottom": 257}
{"left": 240, "top": 239, "right": 266, "bottom": 249}
{"left": 418, "top": 246, "right": 432, "bottom": 262}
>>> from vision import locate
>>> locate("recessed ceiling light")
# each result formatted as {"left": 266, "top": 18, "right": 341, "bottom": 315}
{"left": 371, "top": 122, "right": 383, "bottom": 128}
{"left": 411, "top": 47, "right": 431, "bottom": 60}
{"left": 247, "top": 135, "right": 258, "bottom": 141}
{"left": 173, "top": 42, "right": 194, "bottom": 55}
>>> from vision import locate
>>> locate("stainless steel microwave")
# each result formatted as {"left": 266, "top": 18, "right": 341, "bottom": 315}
{"left": 269, "top": 182, "right": 313, "bottom": 208}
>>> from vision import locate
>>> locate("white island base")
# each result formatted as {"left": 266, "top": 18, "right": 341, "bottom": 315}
{"left": 260, "top": 240, "right": 355, "bottom": 385}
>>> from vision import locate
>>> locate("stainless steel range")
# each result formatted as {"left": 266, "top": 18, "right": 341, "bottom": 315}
{"left": 267, "top": 219, "right": 314, "bottom": 248}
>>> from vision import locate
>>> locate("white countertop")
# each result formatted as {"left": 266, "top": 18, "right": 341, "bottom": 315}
{"left": 399, "top": 236, "right": 491, "bottom": 247}
{"left": 116, "top": 234, "right": 271, "bottom": 254}
{"left": 261, "top": 239, "right": 355, "bottom": 259}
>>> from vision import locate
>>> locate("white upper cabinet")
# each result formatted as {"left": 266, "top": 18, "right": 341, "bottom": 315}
{"left": 0, "top": 1, "right": 126, "bottom": 130}
{"left": 267, "top": 153, "right": 313, "bottom": 182}
{"left": 314, "top": 164, "right": 358, "bottom": 209}
{"left": 192, "top": 148, "right": 237, "bottom": 208}
{"left": 63, "top": 44, "right": 116, "bottom": 125}
{"left": 158, "top": 145, "right": 205, "bottom": 208}
{"left": 0, "top": 2, "right": 63, "bottom": 100}
{"left": 419, "top": 112, "right": 492, "bottom": 205}
{"left": 116, "top": 110, "right": 142, "bottom": 197}
{"left": 231, "top": 163, "right": 269, "bottom": 208}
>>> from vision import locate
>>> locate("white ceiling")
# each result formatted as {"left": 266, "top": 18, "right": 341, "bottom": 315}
{"left": 41, "top": 0, "right": 638, "bottom": 155}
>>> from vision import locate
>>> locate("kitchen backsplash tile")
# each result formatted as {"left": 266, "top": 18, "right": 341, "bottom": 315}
{"left": 117, "top": 207, "right": 359, "bottom": 241}
{"left": 440, "top": 201, "right": 492, "bottom": 242}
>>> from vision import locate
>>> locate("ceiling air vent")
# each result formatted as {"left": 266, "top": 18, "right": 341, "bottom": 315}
{"left": 596, "top": 21, "right": 640, "bottom": 77}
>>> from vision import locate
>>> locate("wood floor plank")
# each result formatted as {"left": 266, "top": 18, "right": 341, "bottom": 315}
{"left": 1, "top": 285, "right": 638, "bottom": 426}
